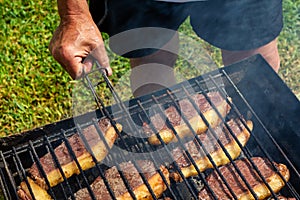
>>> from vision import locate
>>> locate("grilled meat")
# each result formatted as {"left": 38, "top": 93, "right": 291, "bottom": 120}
{"left": 171, "top": 118, "right": 252, "bottom": 181}
{"left": 20, "top": 118, "right": 121, "bottom": 194}
{"left": 198, "top": 157, "right": 290, "bottom": 200}
{"left": 74, "top": 160, "right": 170, "bottom": 200}
{"left": 17, "top": 177, "right": 52, "bottom": 200}
{"left": 143, "top": 92, "right": 231, "bottom": 145}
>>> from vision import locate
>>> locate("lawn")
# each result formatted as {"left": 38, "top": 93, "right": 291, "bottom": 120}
{"left": 0, "top": 0, "right": 298, "bottom": 137}
{"left": 0, "top": 0, "right": 299, "bottom": 197}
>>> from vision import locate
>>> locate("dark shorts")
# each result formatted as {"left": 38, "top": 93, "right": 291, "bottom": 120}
{"left": 89, "top": 0, "right": 283, "bottom": 58}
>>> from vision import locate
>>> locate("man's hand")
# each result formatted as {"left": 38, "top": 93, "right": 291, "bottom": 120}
{"left": 49, "top": 0, "right": 112, "bottom": 79}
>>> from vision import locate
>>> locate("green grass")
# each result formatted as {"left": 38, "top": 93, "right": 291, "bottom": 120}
{"left": 278, "top": 0, "right": 300, "bottom": 98}
{"left": 0, "top": 0, "right": 299, "bottom": 137}
{"left": 0, "top": 0, "right": 71, "bottom": 136}
{"left": 0, "top": 0, "right": 298, "bottom": 138}
{"left": 0, "top": 0, "right": 299, "bottom": 197}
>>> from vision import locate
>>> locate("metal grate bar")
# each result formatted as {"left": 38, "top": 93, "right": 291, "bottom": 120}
{"left": 74, "top": 175, "right": 83, "bottom": 194}
{"left": 0, "top": 165, "right": 10, "bottom": 200}
{"left": 87, "top": 121, "right": 138, "bottom": 200}
{"left": 92, "top": 119, "right": 158, "bottom": 200}
{"left": 96, "top": 64, "right": 123, "bottom": 107}
{"left": 114, "top": 165, "right": 138, "bottom": 200}
{"left": 136, "top": 100, "right": 181, "bottom": 200}
{"left": 137, "top": 97, "right": 198, "bottom": 199}
{"left": 12, "top": 147, "right": 36, "bottom": 200}
{"left": 85, "top": 65, "right": 170, "bottom": 200}
{"left": 0, "top": 151, "right": 18, "bottom": 200}
{"left": 206, "top": 75, "right": 282, "bottom": 196}
{"left": 188, "top": 80, "right": 260, "bottom": 199}
{"left": 132, "top": 162, "right": 159, "bottom": 200}
{"left": 82, "top": 68, "right": 106, "bottom": 117}
{"left": 150, "top": 94, "right": 206, "bottom": 199}
{"left": 118, "top": 134, "right": 161, "bottom": 199}
{"left": 1, "top": 59, "right": 299, "bottom": 199}
{"left": 111, "top": 107, "right": 173, "bottom": 200}
{"left": 209, "top": 73, "right": 287, "bottom": 198}
{"left": 28, "top": 140, "right": 56, "bottom": 199}
{"left": 220, "top": 70, "right": 299, "bottom": 197}
{"left": 110, "top": 115, "right": 164, "bottom": 200}
{"left": 60, "top": 129, "right": 97, "bottom": 200}
{"left": 92, "top": 119, "right": 122, "bottom": 199}
{"left": 76, "top": 122, "right": 117, "bottom": 200}
{"left": 175, "top": 88, "right": 242, "bottom": 200}
{"left": 134, "top": 107, "right": 180, "bottom": 200}
{"left": 164, "top": 89, "right": 222, "bottom": 199}
{"left": 204, "top": 75, "right": 280, "bottom": 199}
{"left": 83, "top": 70, "right": 130, "bottom": 153}
{"left": 222, "top": 70, "right": 299, "bottom": 176}
{"left": 213, "top": 71, "right": 298, "bottom": 198}
{"left": 44, "top": 135, "right": 74, "bottom": 199}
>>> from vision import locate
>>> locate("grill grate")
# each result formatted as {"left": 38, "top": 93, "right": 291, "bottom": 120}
{"left": 0, "top": 55, "right": 299, "bottom": 200}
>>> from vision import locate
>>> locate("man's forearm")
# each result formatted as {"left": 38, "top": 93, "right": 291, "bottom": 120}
{"left": 51, "top": 0, "right": 111, "bottom": 79}
{"left": 57, "top": 0, "right": 92, "bottom": 20}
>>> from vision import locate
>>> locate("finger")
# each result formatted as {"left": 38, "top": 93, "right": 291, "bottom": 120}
{"left": 82, "top": 59, "right": 93, "bottom": 74}
{"left": 49, "top": 44, "right": 82, "bottom": 79}
{"left": 65, "top": 56, "right": 85, "bottom": 79}
{"left": 87, "top": 43, "right": 112, "bottom": 76}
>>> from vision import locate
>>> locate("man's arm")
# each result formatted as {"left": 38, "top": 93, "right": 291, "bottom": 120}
{"left": 49, "top": 0, "right": 112, "bottom": 79}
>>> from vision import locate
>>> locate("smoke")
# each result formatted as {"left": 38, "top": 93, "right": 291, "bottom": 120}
{"left": 72, "top": 27, "right": 224, "bottom": 169}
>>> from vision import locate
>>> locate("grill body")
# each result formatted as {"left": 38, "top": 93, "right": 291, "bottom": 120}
{"left": 0, "top": 55, "right": 299, "bottom": 199}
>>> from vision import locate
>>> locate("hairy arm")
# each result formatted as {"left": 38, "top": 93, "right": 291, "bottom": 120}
{"left": 49, "top": 0, "right": 112, "bottom": 79}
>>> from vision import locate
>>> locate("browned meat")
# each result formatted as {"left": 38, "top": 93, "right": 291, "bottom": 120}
{"left": 171, "top": 118, "right": 252, "bottom": 180}
{"left": 74, "top": 160, "right": 170, "bottom": 200}
{"left": 143, "top": 92, "right": 231, "bottom": 145}
{"left": 198, "top": 157, "right": 290, "bottom": 200}
{"left": 23, "top": 118, "right": 122, "bottom": 191}
{"left": 17, "top": 177, "right": 52, "bottom": 200}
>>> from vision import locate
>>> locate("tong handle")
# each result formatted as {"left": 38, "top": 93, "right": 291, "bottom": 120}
{"left": 81, "top": 59, "right": 125, "bottom": 114}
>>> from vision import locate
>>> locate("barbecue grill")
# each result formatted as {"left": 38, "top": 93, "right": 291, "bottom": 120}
{"left": 0, "top": 54, "right": 299, "bottom": 199}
